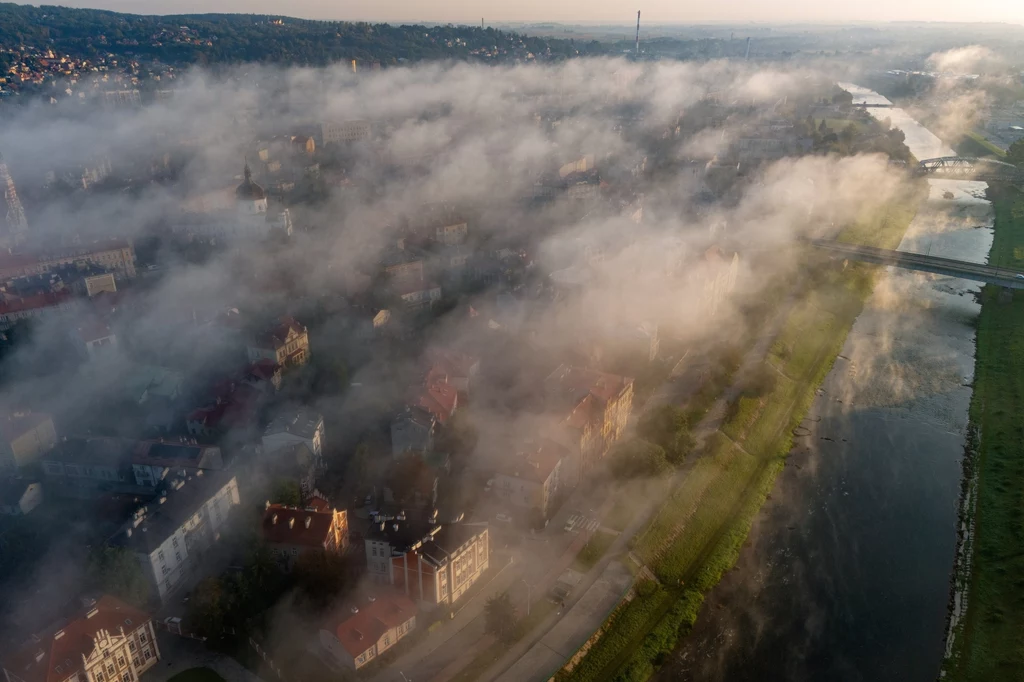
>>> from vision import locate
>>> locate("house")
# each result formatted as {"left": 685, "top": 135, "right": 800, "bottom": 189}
{"left": 185, "top": 383, "right": 262, "bottom": 440}
{"left": 259, "top": 442, "right": 318, "bottom": 498}
{"left": 112, "top": 470, "right": 240, "bottom": 602}
{"left": 261, "top": 501, "right": 348, "bottom": 568}
{"left": 544, "top": 365, "right": 634, "bottom": 486}
{"left": 130, "top": 439, "right": 224, "bottom": 488}
{"left": 493, "top": 439, "right": 566, "bottom": 517}
{"left": 424, "top": 348, "right": 480, "bottom": 394}
{"left": 386, "top": 523, "right": 490, "bottom": 607}
{"left": 0, "top": 411, "right": 57, "bottom": 471}
{"left": 0, "top": 477, "right": 43, "bottom": 515}
{"left": 379, "top": 241, "right": 425, "bottom": 288}
{"left": 40, "top": 437, "right": 134, "bottom": 490}
{"left": 410, "top": 380, "right": 458, "bottom": 426}
{"left": 319, "top": 592, "right": 417, "bottom": 671}
{"left": 396, "top": 280, "right": 442, "bottom": 310}
{"left": 247, "top": 316, "right": 310, "bottom": 368}
{"left": 244, "top": 359, "right": 282, "bottom": 392}
{"left": 263, "top": 408, "right": 324, "bottom": 459}
{"left": 0, "top": 290, "right": 74, "bottom": 330}
{"left": 390, "top": 408, "right": 436, "bottom": 457}
{"left": 0, "top": 595, "right": 160, "bottom": 682}
{"left": 72, "top": 319, "right": 118, "bottom": 359}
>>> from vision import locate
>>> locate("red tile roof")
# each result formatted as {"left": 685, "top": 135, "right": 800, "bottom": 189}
{"left": 425, "top": 348, "right": 479, "bottom": 379}
{"left": 332, "top": 593, "right": 417, "bottom": 658}
{"left": 412, "top": 380, "right": 457, "bottom": 425}
{"left": 261, "top": 504, "right": 341, "bottom": 548}
{"left": 0, "top": 595, "right": 151, "bottom": 682}
{"left": 0, "top": 290, "right": 72, "bottom": 316}
{"left": 246, "top": 359, "right": 281, "bottom": 382}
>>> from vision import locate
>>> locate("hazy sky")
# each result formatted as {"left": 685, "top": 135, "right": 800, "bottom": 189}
{"left": 42, "top": 0, "right": 1024, "bottom": 25}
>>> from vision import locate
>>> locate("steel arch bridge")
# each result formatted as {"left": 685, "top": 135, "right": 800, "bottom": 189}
{"left": 916, "top": 156, "right": 1020, "bottom": 181}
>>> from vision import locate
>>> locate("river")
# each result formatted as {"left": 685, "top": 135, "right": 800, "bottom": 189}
{"left": 657, "top": 86, "right": 993, "bottom": 682}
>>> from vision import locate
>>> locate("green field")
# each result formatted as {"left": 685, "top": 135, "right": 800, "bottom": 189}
{"left": 954, "top": 131, "right": 1007, "bottom": 159}
{"left": 557, "top": 187, "right": 925, "bottom": 682}
{"left": 943, "top": 187, "right": 1024, "bottom": 681}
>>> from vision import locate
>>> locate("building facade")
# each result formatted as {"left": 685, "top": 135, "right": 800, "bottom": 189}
{"left": 261, "top": 502, "right": 348, "bottom": 568}
{"left": 0, "top": 595, "right": 160, "bottom": 682}
{"left": 247, "top": 317, "right": 310, "bottom": 368}
{"left": 319, "top": 593, "right": 416, "bottom": 671}
{"left": 0, "top": 412, "right": 57, "bottom": 471}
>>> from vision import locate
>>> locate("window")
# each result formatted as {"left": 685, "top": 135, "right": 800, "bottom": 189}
{"left": 107, "top": 666, "right": 115, "bottom": 676}
{"left": 157, "top": 551, "right": 165, "bottom": 563}
{"left": 291, "top": 548, "right": 298, "bottom": 555}
{"left": 118, "top": 657, "right": 125, "bottom": 667}
{"left": 124, "top": 619, "right": 132, "bottom": 626}
{"left": 56, "top": 667, "right": 63, "bottom": 675}
{"left": 172, "top": 538, "right": 178, "bottom": 548}
{"left": 371, "top": 547, "right": 377, "bottom": 557}
{"left": 175, "top": 552, "right": 181, "bottom": 562}
{"left": 140, "top": 634, "right": 147, "bottom": 643}
{"left": 383, "top": 635, "right": 390, "bottom": 647}
{"left": 143, "top": 651, "right": 151, "bottom": 661}
{"left": 96, "top": 673, "right": 104, "bottom": 682}
{"left": 357, "top": 654, "right": 365, "bottom": 664}
{"left": 128, "top": 642, "right": 136, "bottom": 652}
{"left": 132, "top": 659, "right": 139, "bottom": 668}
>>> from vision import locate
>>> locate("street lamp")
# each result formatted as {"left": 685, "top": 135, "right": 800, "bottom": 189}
{"left": 521, "top": 578, "right": 531, "bottom": 617}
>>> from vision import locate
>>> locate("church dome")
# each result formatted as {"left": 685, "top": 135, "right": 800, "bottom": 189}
{"left": 236, "top": 162, "right": 266, "bottom": 200}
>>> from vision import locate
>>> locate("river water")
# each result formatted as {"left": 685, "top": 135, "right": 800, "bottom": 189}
{"left": 658, "top": 86, "right": 994, "bottom": 682}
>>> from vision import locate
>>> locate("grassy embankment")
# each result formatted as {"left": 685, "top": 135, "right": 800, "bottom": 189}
{"left": 954, "top": 131, "right": 1007, "bottom": 159}
{"left": 943, "top": 186, "right": 1024, "bottom": 681}
{"left": 555, "top": 186, "right": 925, "bottom": 682}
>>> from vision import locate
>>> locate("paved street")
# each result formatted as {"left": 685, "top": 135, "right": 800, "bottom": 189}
{"left": 146, "top": 632, "right": 265, "bottom": 682}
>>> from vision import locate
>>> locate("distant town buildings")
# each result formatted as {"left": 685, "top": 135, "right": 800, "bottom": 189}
{"left": 0, "top": 595, "right": 161, "bottom": 682}
{"left": 0, "top": 151, "right": 28, "bottom": 246}
{"left": 321, "top": 120, "right": 372, "bottom": 145}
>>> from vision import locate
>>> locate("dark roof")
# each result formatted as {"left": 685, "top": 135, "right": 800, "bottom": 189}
{"left": 417, "top": 524, "right": 488, "bottom": 568}
{"left": 0, "top": 595, "right": 151, "bottom": 682}
{"left": 365, "top": 517, "right": 439, "bottom": 552}
{"left": 236, "top": 163, "right": 266, "bottom": 200}
{"left": 111, "top": 470, "right": 236, "bottom": 554}
{"left": 131, "top": 440, "right": 222, "bottom": 470}
{"left": 45, "top": 436, "right": 133, "bottom": 469}
{"left": 253, "top": 316, "right": 305, "bottom": 349}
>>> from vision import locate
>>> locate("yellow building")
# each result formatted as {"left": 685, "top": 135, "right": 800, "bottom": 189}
{"left": 247, "top": 317, "right": 310, "bottom": 368}
{"left": 0, "top": 411, "right": 57, "bottom": 471}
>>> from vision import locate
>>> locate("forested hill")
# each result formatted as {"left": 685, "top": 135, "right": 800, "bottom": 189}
{"left": 0, "top": 3, "right": 596, "bottom": 66}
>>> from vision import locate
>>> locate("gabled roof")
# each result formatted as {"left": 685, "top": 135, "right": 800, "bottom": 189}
{"left": 261, "top": 503, "right": 342, "bottom": 548}
{"left": 0, "top": 290, "right": 72, "bottom": 316}
{"left": 331, "top": 592, "right": 417, "bottom": 658}
{"left": 498, "top": 439, "right": 566, "bottom": 484}
{"left": 0, "top": 595, "right": 151, "bottom": 682}
{"left": 411, "top": 381, "right": 457, "bottom": 425}
{"left": 424, "top": 348, "right": 479, "bottom": 379}
{"left": 246, "top": 358, "right": 281, "bottom": 381}
{"left": 253, "top": 316, "right": 305, "bottom": 349}
{"left": 546, "top": 364, "right": 633, "bottom": 412}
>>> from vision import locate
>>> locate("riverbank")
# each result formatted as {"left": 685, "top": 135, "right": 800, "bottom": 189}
{"left": 942, "top": 184, "right": 1024, "bottom": 681}
{"left": 554, "top": 185, "right": 926, "bottom": 682}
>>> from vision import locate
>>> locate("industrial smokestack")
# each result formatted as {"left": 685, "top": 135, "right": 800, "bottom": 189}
{"left": 351, "top": 59, "right": 357, "bottom": 74}
{"left": 635, "top": 11, "right": 641, "bottom": 58}
{"left": 745, "top": 37, "right": 751, "bottom": 60}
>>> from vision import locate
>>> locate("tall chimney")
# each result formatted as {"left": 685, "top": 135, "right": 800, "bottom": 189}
{"left": 635, "top": 11, "right": 641, "bottom": 58}
{"left": 351, "top": 59, "right": 357, "bottom": 74}
{"left": 745, "top": 37, "right": 751, "bottom": 61}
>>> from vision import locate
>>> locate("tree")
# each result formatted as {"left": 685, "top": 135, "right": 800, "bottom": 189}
{"left": 86, "top": 546, "right": 150, "bottom": 608}
{"left": 818, "top": 119, "right": 828, "bottom": 134}
{"left": 271, "top": 479, "right": 302, "bottom": 506}
{"left": 484, "top": 592, "right": 518, "bottom": 643}
{"left": 638, "top": 405, "right": 694, "bottom": 466}
{"left": 609, "top": 438, "right": 670, "bottom": 479}
{"left": 186, "top": 576, "right": 233, "bottom": 637}
{"left": 1008, "top": 139, "right": 1024, "bottom": 166}
{"left": 388, "top": 453, "right": 436, "bottom": 506}
{"left": 832, "top": 89, "right": 854, "bottom": 108}
{"left": 293, "top": 550, "right": 354, "bottom": 610}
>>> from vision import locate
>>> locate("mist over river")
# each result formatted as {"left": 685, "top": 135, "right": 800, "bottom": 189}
{"left": 658, "top": 86, "right": 993, "bottom": 682}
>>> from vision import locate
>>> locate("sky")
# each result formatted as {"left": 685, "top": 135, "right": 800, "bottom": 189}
{"left": 37, "top": 0, "right": 1024, "bottom": 25}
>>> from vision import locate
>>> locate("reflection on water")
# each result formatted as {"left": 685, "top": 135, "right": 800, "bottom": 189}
{"left": 658, "top": 88, "right": 992, "bottom": 682}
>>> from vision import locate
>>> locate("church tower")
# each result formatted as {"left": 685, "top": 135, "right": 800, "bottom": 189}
{"left": 0, "top": 151, "right": 28, "bottom": 243}
{"left": 235, "top": 161, "right": 267, "bottom": 215}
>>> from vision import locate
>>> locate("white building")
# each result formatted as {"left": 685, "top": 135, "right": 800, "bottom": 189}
{"left": 321, "top": 120, "right": 372, "bottom": 144}
{"left": 0, "top": 478, "right": 43, "bottom": 515}
{"left": 114, "top": 470, "right": 240, "bottom": 602}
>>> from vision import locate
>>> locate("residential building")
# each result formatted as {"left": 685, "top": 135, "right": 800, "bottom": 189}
{"left": 130, "top": 439, "right": 224, "bottom": 488}
{"left": 365, "top": 519, "right": 489, "bottom": 608}
{"left": 40, "top": 437, "right": 134, "bottom": 490}
{"left": 396, "top": 280, "right": 442, "bottom": 310}
{"left": 113, "top": 470, "right": 241, "bottom": 602}
{"left": 261, "top": 501, "right": 348, "bottom": 568}
{"left": 0, "top": 411, "right": 57, "bottom": 471}
{"left": 424, "top": 348, "right": 480, "bottom": 394}
{"left": 0, "top": 239, "right": 138, "bottom": 282}
{"left": 244, "top": 359, "right": 282, "bottom": 393}
{"left": 493, "top": 439, "right": 565, "bottom": 516}
{"left": 544, "top": 365, "right": 634, "bottom": 486}
{"left": 259, "top": 442, "right": 318, "bottom": 498}
{"left": 262, "top": 408, "right": 324, "bottom": 459}
{"left": 247, "top": 316, "right": 310, "bottom": 368}
{"left": 389, "top": 523, "right": 490, "bottom": 607}
{"left": 318, "top": 592, "right": 416, "bottom": 671}
{"left": 185, "top": 383, "right": 262, "bottom": 440}
{"left": 390, "top": 408, "right": 436, "bottom": 457}
{"left": 0, "top": 478, "right": 43, "bottom": 515}
{"left": 321, "top": 120, "right": 372, "bottom": 144}
{"left": 409, "top": 380, "right": 458, "bottom": 427}
{"left": 0, "top": 290, "right": 74, "bottom": 330}
{"left": 379, "top": 241, "right": 426, "bottom": 288}
{"left": 0, "top": 595, "right": 160, "bottom": 682}
{"left": 72, "top": 320, "right": 118, "bottom": 359}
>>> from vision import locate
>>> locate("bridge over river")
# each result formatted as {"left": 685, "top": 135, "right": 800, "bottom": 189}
{"left": 916, "top": 156, "right": 1020, "bottom": 182}
{"left": 809, "top": 238, "right": 1024, "bottom": 289}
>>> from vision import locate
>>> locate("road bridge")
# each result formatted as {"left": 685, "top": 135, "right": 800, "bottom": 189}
{"left": 917, "top": 156, "right": 1020, "bottom": 182}
{"left": 852, "top": 102, "right": 894, "bottom": 108}
{"left": 809, "top": 238, "right": 1024, "bottom": 289}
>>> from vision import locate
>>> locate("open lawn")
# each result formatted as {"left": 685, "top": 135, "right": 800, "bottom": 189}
{"left": 573, "top": 530, "right": 617, "bottom": 572}
{"left": 943, "top": 186, "right": 1024, "bottom": 681}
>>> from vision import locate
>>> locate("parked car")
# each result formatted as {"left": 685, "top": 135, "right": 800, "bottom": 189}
{"left": 496, "top": 513, "right": 513, "bottom": 523}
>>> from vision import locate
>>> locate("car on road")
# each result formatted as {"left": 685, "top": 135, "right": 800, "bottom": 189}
{"left": 1015, "top": 274, "right": 1024, "bottom": 279}
{"left": 495, "top": 513, "right": 513, "bottom": 523}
